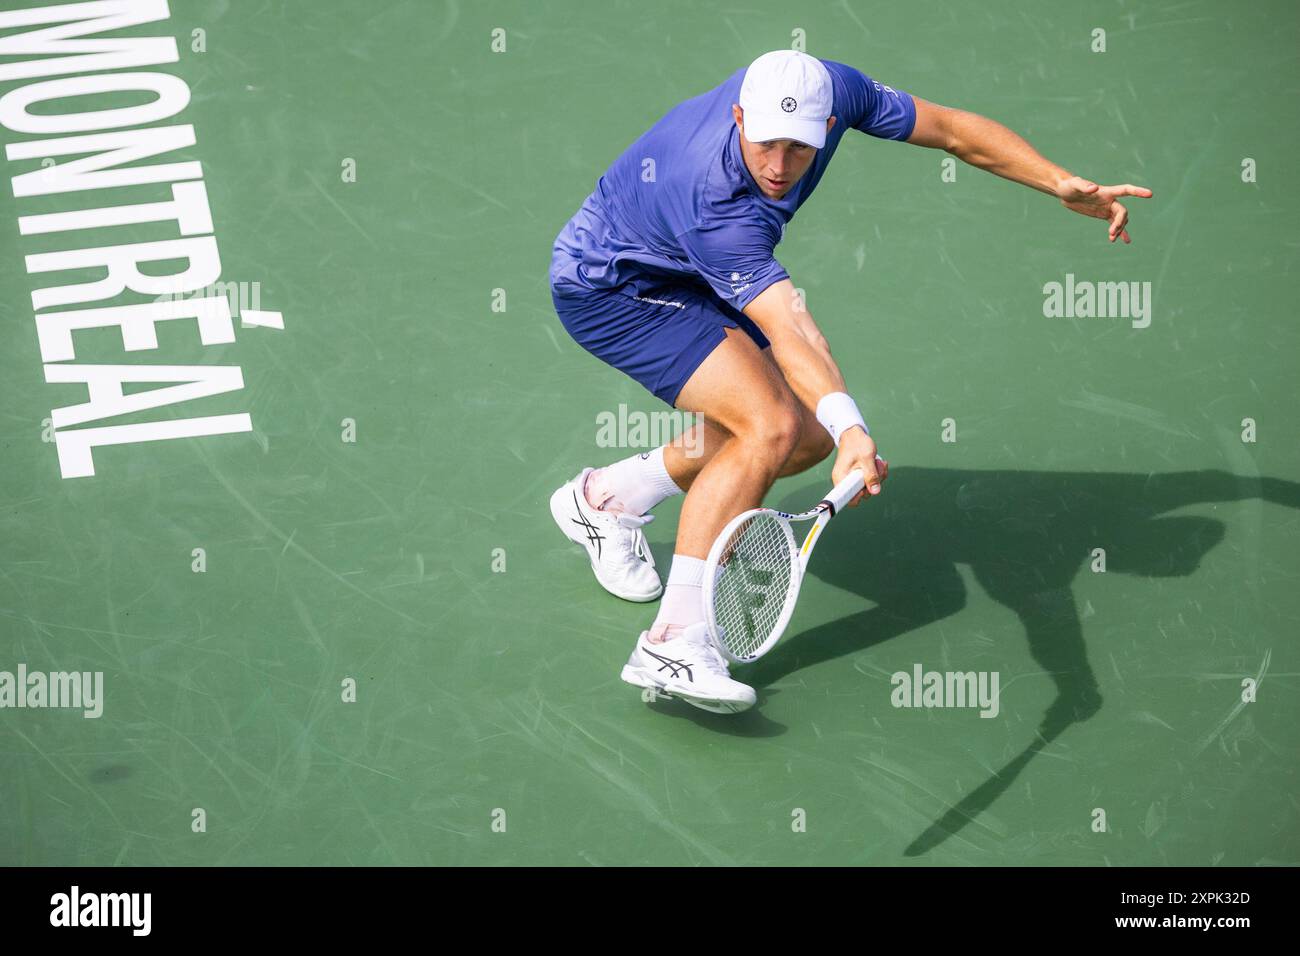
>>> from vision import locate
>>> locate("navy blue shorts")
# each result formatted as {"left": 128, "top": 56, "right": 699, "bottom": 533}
{"left": 550, "top": 274, "right": 770, "bottom": 407}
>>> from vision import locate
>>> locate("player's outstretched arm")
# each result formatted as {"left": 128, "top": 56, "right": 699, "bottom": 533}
{"left": 905, "top": 96, "right": 1153, "bottom": 244}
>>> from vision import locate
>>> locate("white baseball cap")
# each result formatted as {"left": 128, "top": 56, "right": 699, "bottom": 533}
{"left": 738, "top": 50, "right": 833, "bottom": 148}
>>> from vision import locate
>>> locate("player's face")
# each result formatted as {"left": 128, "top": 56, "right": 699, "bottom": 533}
{"left": 747, "top": 138, "right": 816, "bottom": 198}
{"left": 733, "top": 108, "right": 836, "bottom": 199}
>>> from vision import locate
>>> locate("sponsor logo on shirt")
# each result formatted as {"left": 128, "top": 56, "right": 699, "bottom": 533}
{"left": 633, "top": 294, "right": 686, "bottom": 309}
{"left": 728, "top": 270, "right": 756, "bottom": 295}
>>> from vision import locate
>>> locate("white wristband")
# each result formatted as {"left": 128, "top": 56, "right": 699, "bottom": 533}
{"left": 816, "top": 392, "right": 868, "bottom": 447}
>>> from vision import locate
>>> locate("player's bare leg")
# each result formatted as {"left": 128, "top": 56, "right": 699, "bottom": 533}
{"left": 662, "top": 359, "right": 834, "bottom": 493}
{"left": 620, "top": 327, "right": 815, "bottom": 710}
{"left": 643, "top": 327, "right": 804, "bottom": 641}
{"left": 670, "top": 328, "right": 825, "bottom": 557}
{"left": 663, "top": 344, "right": 885, "bottom": 499}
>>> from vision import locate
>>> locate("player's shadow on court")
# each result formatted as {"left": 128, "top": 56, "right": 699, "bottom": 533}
{"left": 748, "top": 467, "right": 1300, "bottom": 855}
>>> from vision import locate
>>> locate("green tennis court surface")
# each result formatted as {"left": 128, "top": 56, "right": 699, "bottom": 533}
{"left": 1, "top": 0, "right": 1297, "bottom": 866}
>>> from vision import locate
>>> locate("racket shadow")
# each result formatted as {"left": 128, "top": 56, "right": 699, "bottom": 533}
{"left": 745, "top": 466, "right": 1300, "bottom": 854}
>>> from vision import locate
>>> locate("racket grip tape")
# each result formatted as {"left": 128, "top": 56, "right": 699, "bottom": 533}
{"left": 821, "top": 469, "right": 865, "bottom": 515}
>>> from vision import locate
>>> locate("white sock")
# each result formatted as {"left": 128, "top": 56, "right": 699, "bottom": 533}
{"left": 584, "top": 446, "right": 683, "bottom": 516}
{"left": 649, "top": 554, "right": 705, "bottom": 643}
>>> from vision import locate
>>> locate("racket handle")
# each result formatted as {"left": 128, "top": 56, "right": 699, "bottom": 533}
{"left": 823, "top": 469, "right": 865, "bottom": 515}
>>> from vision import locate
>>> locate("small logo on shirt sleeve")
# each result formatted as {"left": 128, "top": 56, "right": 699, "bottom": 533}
{"left": 728, "top": 270, "right": 756, "bottom": 294}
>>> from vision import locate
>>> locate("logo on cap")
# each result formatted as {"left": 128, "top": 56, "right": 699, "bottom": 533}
{"left": 780, "top": 96, "right": 797, "bottom": 112}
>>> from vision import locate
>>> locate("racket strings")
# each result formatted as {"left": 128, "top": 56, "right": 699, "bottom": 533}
{"left": 711, "top": 513, "right": 796, "bottom": 660}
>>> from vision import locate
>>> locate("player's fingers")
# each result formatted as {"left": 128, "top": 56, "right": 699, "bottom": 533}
{"left": 1121, "top": 184, "right": 1154, "bottom": 198}
{"left": 863, "top": 460, "right": 882, "bottom": 496}
{"left": 1120, "top": 228, "right": 1132, "bottom": 244}
{"left": 1108, "top": 201, "right": 1128, "bottom": 240}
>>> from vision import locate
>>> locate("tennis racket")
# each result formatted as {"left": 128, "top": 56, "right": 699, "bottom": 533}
{"left": 702, "top": 467, "right": 867, "bottom": 664}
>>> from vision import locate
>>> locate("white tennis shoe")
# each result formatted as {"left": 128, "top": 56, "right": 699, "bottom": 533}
{"left": 550, "top": 468, "right": 663, "bottom": 602}
{"left": 621, "top": 623, "right": 757, "bottom": 714}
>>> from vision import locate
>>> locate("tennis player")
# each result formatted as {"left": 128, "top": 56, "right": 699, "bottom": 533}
{"left": 549, "top": 50, "right": 1151, "bottom": 713}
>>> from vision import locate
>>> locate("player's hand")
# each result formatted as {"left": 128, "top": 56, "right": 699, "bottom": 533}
{"left": 1055, "top": 175, "right": 1153, "bottom": 244}
{"left": 832, "top": 427, "right": 887, "bottom": 507}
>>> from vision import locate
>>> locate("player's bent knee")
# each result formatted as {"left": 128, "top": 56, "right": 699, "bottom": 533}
{"left": 777, "top": 405, "right": 833, "bottom": 470}
{"left": 741, "top": 402, "right": 801, "bottom": 463}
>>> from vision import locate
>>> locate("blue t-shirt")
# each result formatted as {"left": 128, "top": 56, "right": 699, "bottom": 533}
{"left": 550, "top": 59, "right": 915, "bottom": 311}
